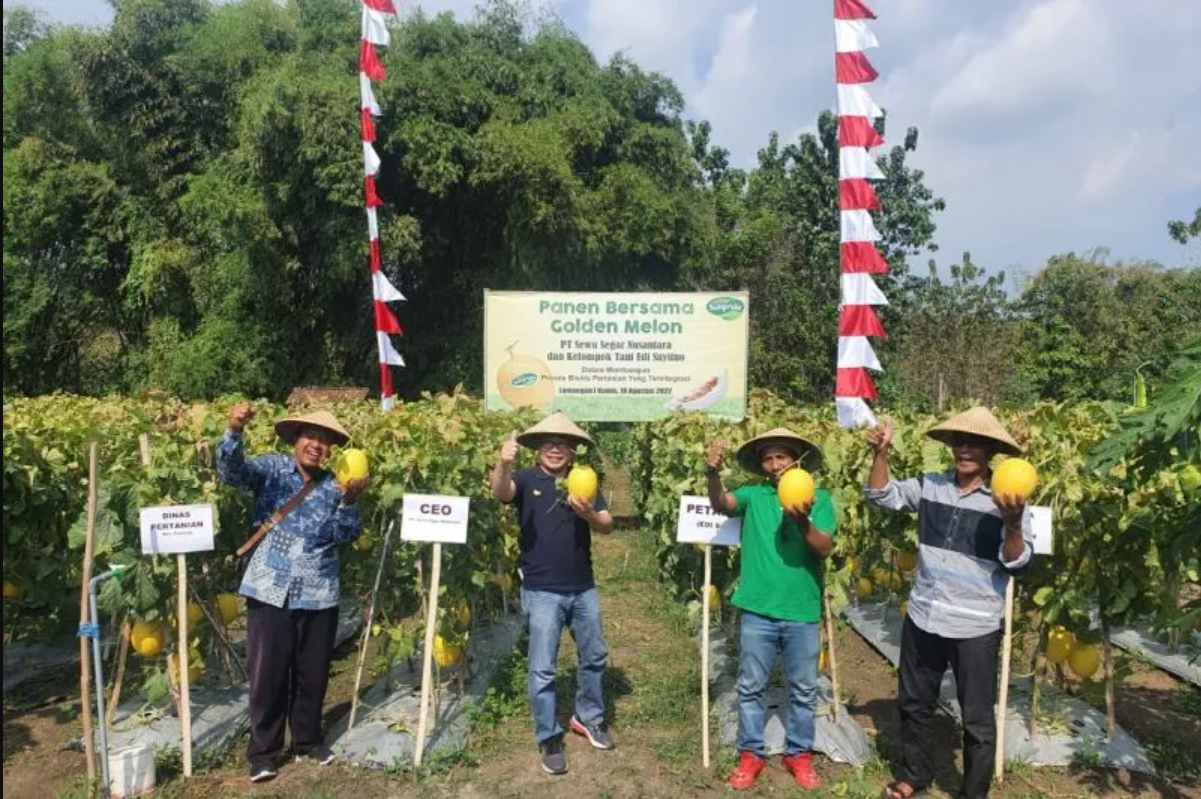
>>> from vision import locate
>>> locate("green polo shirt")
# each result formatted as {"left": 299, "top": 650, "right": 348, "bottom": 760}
{"left": 730, "top": 484, "right": 837, "bottom": 623}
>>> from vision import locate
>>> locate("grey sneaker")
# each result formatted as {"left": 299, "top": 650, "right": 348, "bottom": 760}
{"left": 249, "top": 762, "right": 278, "bottom": 782}
{"left": 539, "top": 734, "right": 568, "bottom": 775}
{"left": 570, "top": 715, "right": 615, "bottom": 750}
{"left": 294, "top": 744, "right": 336, "bottom": 766}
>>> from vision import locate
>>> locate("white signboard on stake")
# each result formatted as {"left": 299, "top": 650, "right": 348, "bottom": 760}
{"left": 676, "top": 495, "right": 741, "bottom": 547}
{"left": 1030, "top": 505, "right": 1053, "bottom": 555}
{"left": 401, "top": 494, "right": 470, "bottom": 544}
{"left": 140, "top": 504, "right": 215, "bottom": 555}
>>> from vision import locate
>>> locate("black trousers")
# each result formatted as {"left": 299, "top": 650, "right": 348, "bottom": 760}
{"left": 898, "top": 616, "right": 1002, "bottom": 799}
{"left": 246, "top": 598, "right": 339, "bottom": 765}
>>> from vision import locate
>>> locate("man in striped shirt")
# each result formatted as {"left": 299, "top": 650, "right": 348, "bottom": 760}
{"left": 865, "top": 408, "right": 1033, "bottom": 799}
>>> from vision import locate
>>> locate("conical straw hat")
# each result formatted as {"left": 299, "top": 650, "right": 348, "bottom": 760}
{"left": 736, "top": 427, "right": 823, "bottom": 476}
{"left": 274, "top": 410, "right": 351, "bottom": 447}
{"left": 927, "top": 407, "right": 1022, "bottom": 456}
{"left": 516, "top": 412, "right": 595, "bottom": 450}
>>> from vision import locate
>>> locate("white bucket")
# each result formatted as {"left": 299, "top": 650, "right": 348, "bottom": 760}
{"left": 108, "top": 745, "right": 156, "bottom": 798}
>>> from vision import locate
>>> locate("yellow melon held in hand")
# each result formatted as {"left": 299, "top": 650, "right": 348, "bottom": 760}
{"left": 992, "top": 458, "right": 1039, "bottom": 502}
{"left": 777, "top": 468, "right": 816, "bottom": 508}
{"left": 565, "top": 465, "right": 598, "bottom": 503}
{"left": 334, "top": 448, "right": 369, "bottom": 486}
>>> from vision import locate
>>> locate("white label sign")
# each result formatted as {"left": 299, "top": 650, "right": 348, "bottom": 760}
{"left": 1030, "top": 505, "right": 1053, "bottom": 555}
{"left": 401, "top": 493, "right": 470, "bottom": 544}
{"left": 676, "top": 495, "right": 741, "bottom": 547}
{"left": 140, "top": 504, "right": 215, "bottom": 555}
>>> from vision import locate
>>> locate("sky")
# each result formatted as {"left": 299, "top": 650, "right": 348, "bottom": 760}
{"left": 15, "top": 0, "right": 1201, "bottom": 280}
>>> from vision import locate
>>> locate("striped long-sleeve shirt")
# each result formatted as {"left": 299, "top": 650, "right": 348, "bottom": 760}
{"left": 865, "top": 473, "right": 1032, "bottom": 639}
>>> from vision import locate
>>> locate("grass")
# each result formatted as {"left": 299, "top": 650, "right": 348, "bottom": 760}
{"left": 1142, "top": 735, "right": 1201, "bottom": 785}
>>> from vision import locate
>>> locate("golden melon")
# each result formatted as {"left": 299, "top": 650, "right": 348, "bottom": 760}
{"left": 1067, "top": 643, "right": 1101, "bottom": 680}
{"left": 433, "top": 635, "right": 462, "bottom": 668}
{"left": 216, "top": 593, "right": 242, "bottom": 625}
{"left": 1045, "top": 626, "right": 1075, "bottom": 664}
{"left": 777, "top": 468, "right": 816, "bottom": 508}
{"left": 992, "top": 458, "right": 1039, "bottom": 501}
{"left": 334, "top": 448, "right": 369, "bottom": 485}
{"left": 565, "top": 465, "right": 598, "bottom": 503}
{"left": 856, "top": 578, "right": 874, "bottom": 599}
{"left": 896, "top": 550, "right": 918, "bottom": 572}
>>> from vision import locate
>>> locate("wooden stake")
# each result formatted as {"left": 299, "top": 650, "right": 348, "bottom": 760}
{"left": 701, "top": 544, "right": 712, "bottom": 769}
{"left": 413, "top": 543, "right": 442, "bottom": 768}
{"left": 177, "top": 553, "right": 193, "bottom": 776}
{"left": 1103, "top": 622, "right": 1115, "bottom": 744}
{"left": 823, "top": 585, "right": 842, "bottom": 722}
{"left": 350, "top": 521, "right": 395, "bottom": 730}
{"left": 995, "top": 576, "right": 1015, "bottom": 782}
{"left": 78, "top": 441, "right": 100, "bottom": 782}
{"left": 107, "top": 614, "right": 132, "bottom": 723}
{"left": 1029, "top": 623, "right": 1046, "bottom": 742}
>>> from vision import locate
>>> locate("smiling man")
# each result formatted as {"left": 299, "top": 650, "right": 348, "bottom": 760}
{"left": 705, "top": 428, "right": 835, "bottom": 792}
{"left": 865, "top": 408, "right": 1032, "bottom": 799}
{"left": 217, "top": 405, "right": 368, "bottom": 783}
{"left": 490, "top": 412, "right": 614, "bottom": 776}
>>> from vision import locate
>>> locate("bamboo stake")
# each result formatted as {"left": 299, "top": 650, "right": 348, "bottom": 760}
{"left": 701, "top": 544, "right": 712, "bottom": 768}
{"left": 995, "top": 576, "right": 1015, "bottom": 782}
{"left": 176, "top": 553, "right": 193, "bottom": 776}
{"left": 413, "top": 543, "right": 442, "bottom": 768}
{"left": 1103, "top": 622, "right": 1115, "bottom": 744}
{"left": 823, "top": 584, "right": 842, "bottom": 722}
{"left": 1029, "top": 623, "right": 1046, "bottom": 742}
{"left": 106, "top": 614, "right": 132, "bottom": 723}
{"left": 78, "top": 441, "right": 100, "bottom": 782}
{"left": 350, "top": 521, "right": 396, "bottom": 730}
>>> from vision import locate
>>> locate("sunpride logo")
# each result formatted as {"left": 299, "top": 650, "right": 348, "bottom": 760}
{"left": 706, "top": 296, "right": 745, "bottom": 320}
{"left": 510, "top": 372, "right": 539, "bottom": 388}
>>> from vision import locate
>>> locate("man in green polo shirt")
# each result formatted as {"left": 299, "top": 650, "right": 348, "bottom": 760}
{"left": 705, "top": 428, "right": 836, "bottom": 792}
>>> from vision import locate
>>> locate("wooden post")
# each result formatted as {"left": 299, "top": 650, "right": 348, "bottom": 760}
{"left": 413, "top": 543, "right": 443, "bottom": 768}
{"left": 106, "top": 614, "right": 132, "bottom": 723}
{"left": 78, "top": 441, "right": 100, "bottom": 782}
{"left": 823, "top": 585, "right": 842, "bottom": 722}
{"left": 1103, "top": 622, "right": 1115, "bottom": 744}
{"left": 350, "top": 521, "right": 395, "bottom": 730}
{"left": 1029, "top": 623, "right": 1046, "bottom": 741}
{"left": 701, "top": 545, "right": 712, "bottom": 768}
{"left": 177, "top": 553, "right": 193, "bottom": 776}
{"left": 995, "top": 576, "right": 1015, "bottom": 781}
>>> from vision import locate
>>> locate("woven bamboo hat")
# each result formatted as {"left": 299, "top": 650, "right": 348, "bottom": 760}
{"left": 926, "top": 407, "right": 1021, "bottom": 456}
{"left": 516, "top": 412, "right": 595, "bottom": 450}
{"left": 274, "top": 410, "right": 351, "bottom": 447}
{"left": 736, "top": 427, "right": 823, "bottom": 476}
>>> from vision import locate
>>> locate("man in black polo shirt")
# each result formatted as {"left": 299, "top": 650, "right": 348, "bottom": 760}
{"left": 490, "top": 412, "right": 615, "bottom": 775}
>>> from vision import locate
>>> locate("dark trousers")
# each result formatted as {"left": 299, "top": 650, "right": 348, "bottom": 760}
{"left": 899, "top": 616, "right": 1002, "bottom": 799}
{"left": 246, "top": 598, "right": 339, "bottom": 765}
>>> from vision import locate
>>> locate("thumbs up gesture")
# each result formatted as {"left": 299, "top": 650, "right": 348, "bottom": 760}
{"left": 499, "top": 431, "right": 519, "bottom": 469}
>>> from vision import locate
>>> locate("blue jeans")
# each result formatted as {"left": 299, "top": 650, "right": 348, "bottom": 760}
{"left": 737, "top": 611, "right": 821, "bottom": 757}
{"left": 521, "top": 587, "right": 609, "bottom": 744}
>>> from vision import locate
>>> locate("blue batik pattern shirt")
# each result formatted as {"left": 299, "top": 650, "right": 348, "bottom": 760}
{"left": 217, "top": 431, "right": 361, "bottom": 610}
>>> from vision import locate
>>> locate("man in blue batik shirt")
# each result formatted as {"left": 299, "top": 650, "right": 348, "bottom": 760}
{"left": 217, "top": 404, "right": 368, "bottom": 783}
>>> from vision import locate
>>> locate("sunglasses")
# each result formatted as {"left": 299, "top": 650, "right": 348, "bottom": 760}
{"left": 946, "top": 433, "right": 992, "bottom": 450}
{"left": 539, "top": 439, "right": 572, "bottom": 451}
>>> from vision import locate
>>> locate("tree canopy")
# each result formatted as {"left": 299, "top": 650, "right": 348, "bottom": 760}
{"left": 4, "top": 0, "right": 1198, "bottom": 408}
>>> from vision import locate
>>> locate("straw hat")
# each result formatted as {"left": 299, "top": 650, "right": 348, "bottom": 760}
{"left": 274, "top": 410, "right": 351, "bottom": 447}
{"left": 736, "top": 427, "right": 823, "bottom": 476}
{"left": 516, "top": 412, "right": 595, "bottom": 450}
{"left": 926, "top": 407, "right": 1022, "bottom": 456}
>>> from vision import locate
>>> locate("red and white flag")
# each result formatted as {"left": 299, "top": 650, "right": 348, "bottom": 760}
{"left": 833, "top": 0, "right": 886, "bottom": 429}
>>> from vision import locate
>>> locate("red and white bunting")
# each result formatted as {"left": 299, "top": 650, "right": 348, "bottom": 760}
{"left": 834, "top": 0, "right": 885, "bottom": 430}
{"left": 360, "top": 0, "right": 401, "bottom": 410}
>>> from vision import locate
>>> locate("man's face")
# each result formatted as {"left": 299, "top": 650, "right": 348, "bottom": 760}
{"left": 293, "top": 426, "right": 337, "bottom": 471}
{"left": 946, "top": 433, "right": 996, "bottom": 479}
{"left": 759, "top": 444, "right": 798, "bottom": 482}
{"left": 537, "top": 437, "right": 575, "bottom": 473}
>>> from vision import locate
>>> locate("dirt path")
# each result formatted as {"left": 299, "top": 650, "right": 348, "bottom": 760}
{"left": 5, "top": 527, "right": 1200, "bottom": 798}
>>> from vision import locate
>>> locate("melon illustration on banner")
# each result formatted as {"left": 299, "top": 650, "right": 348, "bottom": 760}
{"left": 666, "top": 370, "right": 729, "bottom": 412}
{"left": 496, "top": 342, "right": 555, "bottom": 409}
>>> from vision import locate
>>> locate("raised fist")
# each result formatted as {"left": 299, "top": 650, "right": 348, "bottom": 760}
{"left": 229, "top": 404, "right": 256, "bottom": 434}
{"left": 705, "top": 440, "right": 725, "bottom": 471}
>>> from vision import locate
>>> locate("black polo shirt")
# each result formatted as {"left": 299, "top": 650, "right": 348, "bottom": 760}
{"left": 508, "top": 467, "right": 607, "bottom": 593}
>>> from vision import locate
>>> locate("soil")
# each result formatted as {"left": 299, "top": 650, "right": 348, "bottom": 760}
{"left": 5, "top": 521, "right": 1200, "bottom": 799}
